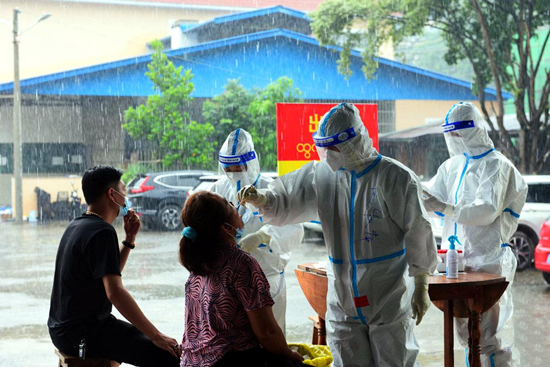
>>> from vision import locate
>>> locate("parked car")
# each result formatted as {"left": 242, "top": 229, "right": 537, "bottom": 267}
{"left": 534, "top": 218, "right": 550, "bottom": 284}
{"left": 128, "top": 170, "right": 214, "bottom": 231}
{"left": 511, "top": 175, "right": 550, "bottom": 271}
{"left": 186, "top": 174, "right": 221, "bottom": 197}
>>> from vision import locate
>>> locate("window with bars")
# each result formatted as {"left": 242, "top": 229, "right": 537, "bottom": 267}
{"left": 22, "top": 143, "right": 86, "bottom": 174}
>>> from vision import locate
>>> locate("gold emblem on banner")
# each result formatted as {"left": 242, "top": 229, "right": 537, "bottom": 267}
{"left": 309, "top": 114, "right": 320, "bottom": 133}
{"left": 297, "top": 143, "right": 315, "bottom": 159}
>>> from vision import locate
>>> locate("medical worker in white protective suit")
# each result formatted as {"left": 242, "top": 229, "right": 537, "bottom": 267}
{"left": 237, "top": 103, "right": 438, "bottom": 367}
{"left": 211, "top": 128, "right": 304, "bottom": 333}
{"left": 423, "top": 102, "right": 527, "bottom": 367}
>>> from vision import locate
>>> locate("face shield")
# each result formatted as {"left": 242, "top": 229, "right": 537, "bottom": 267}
{"left": 218, "top": 129, "right": 261, "bottom": 186}
{"left": 442, "top": 102, "right": 495, "bottom": 157}
{"left": 312, "top": 103, "right": 378, "bottom": 172}
{"left": 442, "top": 119, "right": 475, "bottom": 156}
{"left": 313, "top": 127, "right": 358, "bottom": 171}
{"left": 218, "top": 150, "right": 258, "bottom": 222}
{"left": 219, "top": 151, "right": 256, "bottom": 180}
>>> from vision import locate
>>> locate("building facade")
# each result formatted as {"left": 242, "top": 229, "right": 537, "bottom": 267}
{"left": 0, "top": 5, "right": 508, "bottom": 215}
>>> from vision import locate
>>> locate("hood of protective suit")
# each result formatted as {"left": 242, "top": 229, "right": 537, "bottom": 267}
{"left": 218, "top": 128, "right": 260, "bottom": 187}
{"left": 443, "top": 102, "right": 495, "bottom": 157}
{"left": 314, "top": 103, "right": 378, "bottom": 171}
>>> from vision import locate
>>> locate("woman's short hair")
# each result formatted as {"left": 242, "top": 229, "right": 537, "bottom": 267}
{"left": 179, "top": 191, "right": 232, "bottom": 275}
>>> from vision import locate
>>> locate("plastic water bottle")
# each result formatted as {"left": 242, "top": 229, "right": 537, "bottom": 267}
{"left": 79, "top": 339, "right": 86, "bottom": 359}
{"left": 446, "top": 236, "right": 459, "bottom": 279}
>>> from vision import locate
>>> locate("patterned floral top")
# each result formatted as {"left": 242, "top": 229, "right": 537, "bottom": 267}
{"left": 180, "top": 243, "right": 274, "bottom": 367}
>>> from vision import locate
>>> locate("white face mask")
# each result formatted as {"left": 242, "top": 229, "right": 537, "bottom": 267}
{"left": 326, "top": 150, "right": 346, "bottom": 172}
{"left": 226, "top": 171, "right": 247, "bottom": 182}
{"left": 445, "top": 133, "right": 469, "bottom": 156}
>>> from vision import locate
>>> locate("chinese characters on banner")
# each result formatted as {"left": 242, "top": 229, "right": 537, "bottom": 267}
{"left": 276, "top": 103, "right": 378, "bottom": 176}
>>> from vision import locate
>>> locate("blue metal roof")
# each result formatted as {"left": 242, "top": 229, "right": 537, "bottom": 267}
{"left": 181, "top": 5, "right": 309, "bottom": 33}
{"left": 211, "top": 5, "right": 309, "bottom": 23}
{"left": 0, "top": 28, "right": 511, "bottom": 101}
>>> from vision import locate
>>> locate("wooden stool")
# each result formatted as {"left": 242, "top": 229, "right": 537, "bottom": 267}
{"left": 308, "top": 315, "right": 326, "bottom": 345}
{"left": 55, "top": 349, "right": 111, "bottom": 367}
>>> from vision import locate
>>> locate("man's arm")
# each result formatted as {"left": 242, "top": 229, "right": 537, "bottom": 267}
{"left": 451, "top": 163, "right": 520, "bottom": 227}
{"left": 119, "top": 245, "right": 131, "bottom": 272}
{"left": 102, "top": 274, "right": 180, "bottom": 358}
{"left": 239, "top": 162, "right": 319, "bottom": 226}
{"left": 119, "top": 210, "right": 140, "bottom": 272}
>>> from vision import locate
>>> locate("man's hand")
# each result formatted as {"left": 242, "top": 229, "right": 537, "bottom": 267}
{"left": 422, "top": 190, "right": 454, "bottom": 216}
{"left": 123, "top": 209, "right": 141, "bottom": 244}
{"left": 237, "top": 185, "right": 268, "bottom": 208}
{"left": 411, "top": 274, "right": 431, "bottom": 325}
{"left": 151, "top": 332, "right": 181, "bottom": 358}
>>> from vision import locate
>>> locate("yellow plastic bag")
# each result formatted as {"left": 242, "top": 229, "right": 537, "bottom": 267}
{"left": 288, "top": 343, "right": 332, "bottom": 367}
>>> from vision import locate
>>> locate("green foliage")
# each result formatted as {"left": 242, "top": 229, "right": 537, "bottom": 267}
{"left": 311, "top": 0, "right": 550, "bottom": 173}
{"left": 394, "top": 28, "right": 476, "bottom": 85}
{"left": 248, "top": 77, "right": 303, "bottom": 170}
{"left": 203, "top": 77, "right": 303, "bottom": 171}
{"left": 311, "top": 0, "right": 422, "bottom": 78}
{"left": 123, "top": 40, "right": 216, "bottom": 170}
{"left": 121, "top": 163, "right": 152, "bottom": 185}
{"left": 202, "top": 79, "right": 254, "bottom": 153}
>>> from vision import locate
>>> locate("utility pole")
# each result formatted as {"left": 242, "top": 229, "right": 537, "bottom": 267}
{"left": 8, "top": 10, "right": 51, "bottom": 223}
{"left": 12, "top": 9, "right": 22, "bottom": 223}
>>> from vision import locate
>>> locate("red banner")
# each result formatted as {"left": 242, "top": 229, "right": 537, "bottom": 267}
{"left": 276, "top": 103, "right": 378, "bottom": 162}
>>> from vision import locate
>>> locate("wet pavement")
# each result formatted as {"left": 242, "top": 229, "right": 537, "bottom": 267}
{"left": 0, "top": 221, "right": 549, "bottom": 366}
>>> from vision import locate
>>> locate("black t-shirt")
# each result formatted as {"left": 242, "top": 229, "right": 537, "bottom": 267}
{"left": 48, "top": 214, "right": 121, "bottom": 334}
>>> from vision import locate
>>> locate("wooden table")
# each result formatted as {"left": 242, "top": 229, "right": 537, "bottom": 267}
{"left": 428, "top": 272, "right": 508, "bottom": 367}
{"left": 295, "top": 263, "right": 508, "bottom": 367}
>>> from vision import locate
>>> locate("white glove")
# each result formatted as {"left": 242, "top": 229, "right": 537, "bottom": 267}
{"left": 239, "top": 230, "right": 271, "bottom": 253}
{"left": 422, "top": 190, "right": 454, "bottom": 215}
{"left": 237, "top": 185, "right": 268, "bottom": 208}
{"left": 411, "top": 273, "right": 431, "bottom": 325}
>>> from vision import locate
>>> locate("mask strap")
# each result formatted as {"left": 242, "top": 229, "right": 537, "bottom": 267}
{"left": 226, "top": 222, "right": 239, "bottom": 232}
{"left": 110, "top": 188, "right": 126, "bottom": 208}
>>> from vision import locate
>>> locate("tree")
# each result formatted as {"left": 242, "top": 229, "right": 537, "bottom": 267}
{"left": 123, "top": 40, "right": 215, "bottom": 170}
{"left": 248, "top": 77, "right": 303, "bottom": 170}
{"left": 311, "top": 0, "right": 550, "bottom": 173}
{"left": 203, "top": 77, "right": 302, "bottom": 171}
{"left": 202, "top": 79, "right": 254, "bottom": 154}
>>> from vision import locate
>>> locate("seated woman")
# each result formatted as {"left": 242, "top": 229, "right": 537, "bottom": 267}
{"left": 178, "top": 191, "right": 305, "bottom": 367}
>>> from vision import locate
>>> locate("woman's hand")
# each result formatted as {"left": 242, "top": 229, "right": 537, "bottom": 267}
{"left": 289, "top": 350, "right": 304, "bottom": 362}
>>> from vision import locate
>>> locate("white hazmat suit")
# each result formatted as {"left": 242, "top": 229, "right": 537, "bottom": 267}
{"left": 239, "top": 103, "right": 438, "bottom": 367}
{"left": 211, "top": 128, "right": 304, "bottom": 332}
{"left": 424, "top": 102, "right": 527, "bottom": 367}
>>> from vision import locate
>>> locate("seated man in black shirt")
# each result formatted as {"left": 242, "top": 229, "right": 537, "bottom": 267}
{"left": 48, "top": 165, "right": 180, "bottom": 367}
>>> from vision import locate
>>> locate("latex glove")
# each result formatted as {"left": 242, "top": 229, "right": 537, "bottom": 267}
{"left": 237, "top": 185, "right": 268, "bottom": 208}
{"left": 411, "top": 273, "right": 431, "bottom": 325}
{"left": 239, "top": 230, "right": 271, "bottom": 253}
{"left": 422, "top": 190, "right": 454, "bottom": 216}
